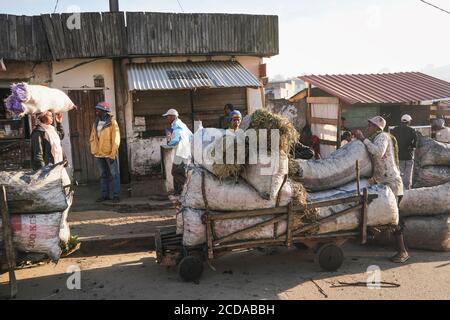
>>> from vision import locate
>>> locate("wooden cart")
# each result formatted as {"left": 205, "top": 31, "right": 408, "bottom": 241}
{"left": 156, "top": 169, "right": 378, "bottom": 282}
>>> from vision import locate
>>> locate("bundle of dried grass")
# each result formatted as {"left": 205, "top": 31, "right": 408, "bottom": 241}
{"left": 290, "top": 180, "right": 319, "bottom": 230}
{"left": 288, "top": 156, "right": 302, "bottom": 178}
{"left": 210, "top": 134, "right": 246, "bottom": 180}
{"left": 248, "top": 110, "right": 300, "bottom": 154}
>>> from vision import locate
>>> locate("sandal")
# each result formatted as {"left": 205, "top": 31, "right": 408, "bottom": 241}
{"left": 390, "top": 252, "right": 410, "bottom": 263}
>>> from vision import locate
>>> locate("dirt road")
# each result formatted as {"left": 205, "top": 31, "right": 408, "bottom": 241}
{"left": 1, "top": 243, "right": 449, "bottom": 300}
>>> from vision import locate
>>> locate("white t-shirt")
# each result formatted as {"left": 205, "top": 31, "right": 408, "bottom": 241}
{"left": 97, "top": 120, "right": 106, "bottom": 138}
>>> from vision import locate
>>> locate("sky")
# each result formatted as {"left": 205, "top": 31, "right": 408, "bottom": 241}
{"left": 2, "top": 0, "right": 450, "bottom": 80}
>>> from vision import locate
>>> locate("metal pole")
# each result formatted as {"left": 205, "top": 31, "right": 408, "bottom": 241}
{"left": 109, "top": 0, "right": 119, "bottom": 12}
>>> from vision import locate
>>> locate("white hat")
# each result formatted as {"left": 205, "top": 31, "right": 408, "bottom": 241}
{"left": 162, "top": 109, "right": 179, "bottom": 117}
{"left": 368, "top": 116, "right": 386, "bottom": 131}
{"left": 401, "top": 114, "right": 412, "bottom": 123}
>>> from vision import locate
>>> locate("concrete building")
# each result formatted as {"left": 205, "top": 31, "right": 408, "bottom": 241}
{"left": 0, "top": 12, "right": 279, "bottom": 186}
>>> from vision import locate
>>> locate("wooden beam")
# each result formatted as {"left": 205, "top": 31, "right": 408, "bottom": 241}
{"left": 319, "top": 139, "right": 338, "bottom": 146}
{"left": 307, "top": 83, "right": 311, "bottom": 126}
{"left": 0, "top": 186, "right": 17, "bottom": 299}
{"left": 307, "top": 96, "right": 339, "bottom": 105}
{"left": 311, "top": 117, "right": 338, "bottom": 126}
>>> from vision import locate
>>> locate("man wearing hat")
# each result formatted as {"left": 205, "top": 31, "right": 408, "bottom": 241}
{"left": 432, "top": 118, "right": 450, "bottom": 143}
{"left": 90, "top": 102, "right": 121, "bottom": 203}
{"left": 162, "top": 108, "right": 193, "bottom": 197}
{"left": 355, "top": 116, "right": 409, "bottom": 263}
{"left": 391, "top": 114, "right": 418, "bottom": 190}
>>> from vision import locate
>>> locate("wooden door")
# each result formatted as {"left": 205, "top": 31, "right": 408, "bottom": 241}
{"left": 68, "top": 89, "right": 105, "bottom": 183}
{"left": 308, "top": 96, "right": 340, "bottom": 158}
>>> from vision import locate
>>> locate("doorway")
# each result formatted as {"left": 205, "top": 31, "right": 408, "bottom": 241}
{"left": 68, "top": 89, "right": 105, "bottom": 183}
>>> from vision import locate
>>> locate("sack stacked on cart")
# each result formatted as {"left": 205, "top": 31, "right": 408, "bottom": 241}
{"left": 0, "top": 164, "right": 73, "bottom": 260}
{"left": 413, "top": 136, "right": 450, "bottom": 188}
{"left": 180, "top": 167, "right": 399, "bottom": 246}
{"left": 4, "top": 82, "right": 76, "bottom": 116}
{"left": 289, "top": 140, "right": 373, "bottom": 192}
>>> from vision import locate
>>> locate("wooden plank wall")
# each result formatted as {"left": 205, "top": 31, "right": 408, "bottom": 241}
{"left": 0, "top": 12, "right": 278, "bottom": 61}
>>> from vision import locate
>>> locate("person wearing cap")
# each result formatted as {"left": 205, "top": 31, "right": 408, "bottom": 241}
{"left": 354, "top": 116, "right": 409, "bottom": 263}
{"left": 432, "top": 118, "right": 450, "bottom": 143}
{"left": 31, "top": 111, "right": 65, "bottom": 170}
{"left": 89, "top": 102, "right": 121, "bottom": 203}
{"left": 162, "top": 108, "right": 193, "bottom": 196}
{"left": 391, "top": 114, "right": 418, "bottom": 190}
{"left": 229, "top": 110, "right": 242, "bottom": 131}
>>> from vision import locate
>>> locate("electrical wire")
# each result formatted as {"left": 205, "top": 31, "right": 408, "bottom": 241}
{"left": 53, "top": 0, "right": 59, "bottom": 13}
{"left": 176, "top": 0, "right": 185, "bottom": 13}
{"left": 420, "top": 0, "right": 450, "bottom": 14}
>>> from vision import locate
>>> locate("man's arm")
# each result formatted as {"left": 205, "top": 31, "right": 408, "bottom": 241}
{"left": 167, "top": 128, "right": 181, "bottom": 147}
{"left": 56, "top": 122, "right": 65, "bottom": 140}
{"left": 363, "top": 133, "right": 389, "bottom": 158}
{"left": 109, "top": 120, "right": 121, "bottom": 159}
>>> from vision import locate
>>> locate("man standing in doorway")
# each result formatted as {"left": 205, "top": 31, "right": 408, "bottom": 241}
{"left": 90, "top": 102, "right": 121, "bottom": 203}
{"left": 163, "top": 109, "right": 193, "bottom": 198}
{"left": 354, "top": 116, "right": 409, "bottom": 263}
{"left": 391, "top": 114, "right": 417, "bottom": 190}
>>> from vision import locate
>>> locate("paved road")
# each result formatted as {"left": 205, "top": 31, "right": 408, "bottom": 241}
{"left": 2, "top": 243, "right": 449, "bottom": 300}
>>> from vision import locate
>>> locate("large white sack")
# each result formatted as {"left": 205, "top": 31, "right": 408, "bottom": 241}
{"left": 0, "top": 212, "right": 63, "bottom": 260}
{"left": 0, "top": 164, "right": 70, "bottom": 214}
{"left": 5, "top": 83, "right": 76, "bottom": 116}
{"left": 400, "top": 182, "right": 450, "bottom": 217}
{"left": 307, "top": 179, "right": 370, "bottom": 202}
{"left": 241, "top": 152, "right": 289, "bottom": 200}
{"left": 309, "top": 184, "right": 399, "bottom": 234}
{"left": 413, "top": 166, "right": 450, "bottom": 188}
{"left": 181, "top": 166, "right": 293, "bottom": 211}
{"left": 182, "top": 207, "right": 287, "bottom": 246}
{"left": 291, "top": 140, "right": 373, "bottom": 191}
{"left": 415, "top": 136, "right": 450, "bottom": 167}
{"left": 371, "top": 215, "right": 450, "bottom": 252}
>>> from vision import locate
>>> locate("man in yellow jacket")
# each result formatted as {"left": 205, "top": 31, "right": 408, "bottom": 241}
{"left": 90, "top": 102, "right": 121, "bottom": 203}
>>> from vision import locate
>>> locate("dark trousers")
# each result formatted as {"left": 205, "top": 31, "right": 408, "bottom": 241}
{"left": 171, "top": 163, "right": 186, "bottom": 195}
{"left": 96, "top": 157, "right": 121, "bottom": 198}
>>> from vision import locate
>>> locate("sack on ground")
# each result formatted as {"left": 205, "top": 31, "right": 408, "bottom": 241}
{"left": 290, "top": 140, "right": 373, "bottom": 191}
{"left": 415, "top": 136, "right": 450, "bottom": 167}
{"left": 400, "top": 182, "right": 450, "bottom": 217}
{"left": 0, "top": 164, "right": 70, "bottom": 214}
{"left": 413, "top": 166, "right": 450, "bottom": 188}
{"left": 371, "top": 215, "right": 450, "bottom": 252}
{"left": 0, "top": 212, "right": 63, "bottom": 260}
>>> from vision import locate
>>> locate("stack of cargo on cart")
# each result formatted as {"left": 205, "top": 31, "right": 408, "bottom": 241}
{"left": 156, "top": 111, "right": 400, "bottom": 281}
{"left": 0, "top": 163, "right": 73, "bottom": 262}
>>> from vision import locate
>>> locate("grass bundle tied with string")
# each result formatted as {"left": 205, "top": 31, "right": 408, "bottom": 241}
{"left": 290, "top": 180, "right": 320, "bottom": 231}
{"left": 248, "top": 110, "right": 300, "bottom": 155}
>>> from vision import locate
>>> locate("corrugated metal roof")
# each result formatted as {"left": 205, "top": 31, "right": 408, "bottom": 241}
{"left": 299, "top": 72, "right": 450, "bottom": 104}
{"left": 127, "top": 61, "right": 261, "bottom": 91}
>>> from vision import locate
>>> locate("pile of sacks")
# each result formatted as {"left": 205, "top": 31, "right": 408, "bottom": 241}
{"left": 177, "top": 110, "right": 399, "bottom": 247}
{"left": 370, "top": 136, "right": 450, "bottom": 251}
{"left": 0, "top": 163, "right": 73, "bottom": 260}
{"left": 413, "top": 136, "right": 450, "bottom": 188}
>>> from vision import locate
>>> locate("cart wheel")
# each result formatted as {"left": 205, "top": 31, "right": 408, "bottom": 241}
{"left": 315, "top": 243, "right": 344, "bottom": 272}
{"left": 178, "top": 256, "right": 204, "bottom": 282}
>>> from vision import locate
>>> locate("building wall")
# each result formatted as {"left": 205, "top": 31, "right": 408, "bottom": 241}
{"left": 125, "top": 55, "right": 265, "bottom": 177}
{"left": 0, "top": 61, "right": 52, "bottom": 85}
{"left": 342, "top": 104, "right": 380, "bottom": 134}
{"left": 51, "top": 59, "right": 116, "bottom": 177}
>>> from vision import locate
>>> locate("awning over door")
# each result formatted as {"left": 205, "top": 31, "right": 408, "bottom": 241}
{"left": 127, "top": 61, "right": 261, "bottom": 91}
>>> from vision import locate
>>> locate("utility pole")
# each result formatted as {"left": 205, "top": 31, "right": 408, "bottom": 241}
{"left": 110, "top": 0, "right": 131, "bottom": 184}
